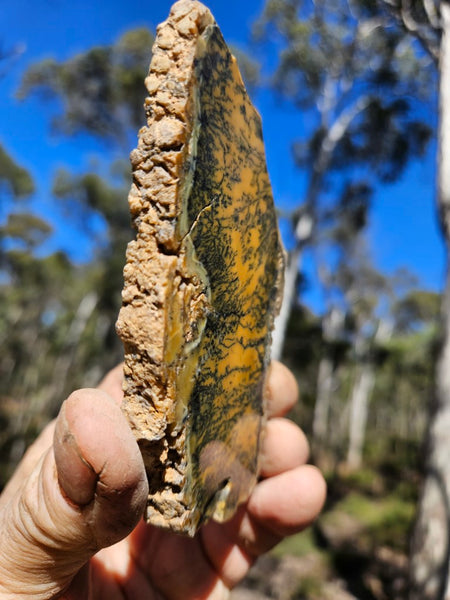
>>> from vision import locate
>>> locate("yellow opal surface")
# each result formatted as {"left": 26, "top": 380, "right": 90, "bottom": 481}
{"left": 183, "top": 24, "right": 285, "bottom": 524}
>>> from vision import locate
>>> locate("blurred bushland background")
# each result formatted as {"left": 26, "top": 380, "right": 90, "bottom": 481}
{"left": 1, "top": 0, "right": 449, "bottom": 598}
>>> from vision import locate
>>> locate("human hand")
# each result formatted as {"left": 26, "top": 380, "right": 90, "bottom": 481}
{"left": 0, "top": 362, "right": 326, "bottom": 599}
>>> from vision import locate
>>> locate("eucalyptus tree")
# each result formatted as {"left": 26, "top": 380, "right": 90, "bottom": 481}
{"left": 18, "top": 28, "right": 155, "bottom": 143}
{"left": 311, "top": 183, "right": 373, "bottom": 452}
{"left": 375, "top": 1, "right": 450, "bottom": 597}
{"left": 255, "top": 0, "right": 434, "bottom": 359}
{"left": 312, "top": 218, "right": 412, "bottom": 467}
{"left": 345, "top": 289, "right": 394, "bottom": 469}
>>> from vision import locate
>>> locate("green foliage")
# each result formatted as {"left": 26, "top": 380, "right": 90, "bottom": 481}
{"left": 2, "top": 212, "right": 52, "bottom": 250}
{"left": 325, "top": 491, "right": 416, "bottom": 552}
{"left": 18, "top": 28, "right": 154, "bottom": 141}
{"left": 272, "top": 529, "right": 321, "bottom": 558}
{"left": 339, "top": 465, "right": 386, "bottom": 495}
{"left": 0, "top": 144, "right": 34, "bottom": 197}
{"left": 53, "top": 167, "right": 130, "bottom": 234}
{"left": 393, "top": 289, "right": 440, "bottom": 332}
{"left": 292, "top": 575, "right": 324, "bottom": 599}
{"left": 268, "top": 463, "right": 418, "bottom": 597}
{"left": 287, "top": 286, "right": 437, "bottom": 468}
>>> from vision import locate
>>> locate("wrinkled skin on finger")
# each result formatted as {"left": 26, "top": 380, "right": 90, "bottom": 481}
{"left": 0, "top": 361, "right": 326, "bottom": 600}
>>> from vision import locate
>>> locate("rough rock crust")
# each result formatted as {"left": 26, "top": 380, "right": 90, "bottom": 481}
{"left": 116, "top": 0, "right": 285, "bottom": 536}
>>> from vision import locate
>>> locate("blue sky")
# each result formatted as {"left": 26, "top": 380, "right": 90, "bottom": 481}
{"left": 1, "top": 0, "right": 445, "bottom": 310}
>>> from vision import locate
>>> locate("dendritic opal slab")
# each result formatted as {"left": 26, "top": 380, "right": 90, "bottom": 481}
{"left": 116, "top": 0, "right": 285, "bottom": 536}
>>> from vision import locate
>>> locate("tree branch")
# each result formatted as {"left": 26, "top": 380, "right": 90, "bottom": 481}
{"left": 381, "top": 0, "right": 440, "bottom": 64}
{"left": 317, "top": 94, "right": 372, "bottom": 173}
{"left": 438, "top": 2, "right": 450, "bottom": 239}
{"left": 423, "top": 0, "right": 441, "bottom": 30}
{"left": 292, "top": 93, "right": 372, "bottom": 226}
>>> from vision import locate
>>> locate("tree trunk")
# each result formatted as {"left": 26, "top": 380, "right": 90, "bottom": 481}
{"left": 46, "top": 291, "right": 98, "bottom": 409}
{"left": 271, "top": 94, "right": 371, "bottom": 361}
{"left": 312, "top": 308, "right": 344, "bottom": 449}
{"left": 346, "top": 320, "right": 392, "bottom": 470}
{"left": 409, "top": 268, "right": 450, "bottom": 600}
{"left": 409, "top": 5, "right": 450, "bottom": 598}
{"left": 312, "top": 356, "right": 335, "bottom": 444}
{"left": 346, "top": 364, "right": 375, "bottom": 470}
{"left": 272, "top": 246, "right": 302, "bottom": 361}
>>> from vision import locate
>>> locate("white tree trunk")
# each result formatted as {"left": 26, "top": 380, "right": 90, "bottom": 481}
{"left": 347, "top": 364, "right": 375, "bottom": 469}
{"left": 272, "top": 246, "right": 302, "bottom": 361}
{"left": 312, "top": 356, "right": 335, "bottom": 443}
{"left": 410, "top": 5, "right": 450, "bottom": 598}
{"left": 312, "top": 308, "right": 344, "bottom": 446}
{"left": 45, "top": 291, "right": 98, "bottom": 410}
{"left": 409, "top": 270, "right": 450, "bottom": 600}
{"left": 346, "top": 321, "right": 392, "bottom": 470}
{"left": 271, "top": 93, "right": 371, "bottom": 361}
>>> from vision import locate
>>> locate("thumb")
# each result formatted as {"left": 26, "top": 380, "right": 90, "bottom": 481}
{"left": 0, "top": 389, "right": 148, "bottom": 599}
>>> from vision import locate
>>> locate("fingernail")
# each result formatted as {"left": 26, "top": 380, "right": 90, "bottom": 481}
{"left": 53, "top": 403, "right": 97, "bottom": 506}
